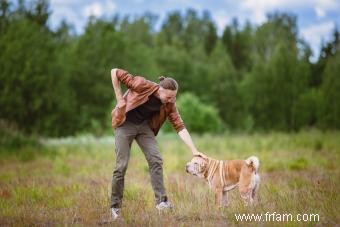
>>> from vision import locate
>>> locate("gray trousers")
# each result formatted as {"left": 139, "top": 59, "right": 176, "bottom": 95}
{"left": 111, "top": 120, "right": 167, "bottom": 208}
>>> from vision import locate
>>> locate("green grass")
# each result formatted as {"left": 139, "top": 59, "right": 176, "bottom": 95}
{"left": 0, "top": 130, "right": 339, "bottom": 226}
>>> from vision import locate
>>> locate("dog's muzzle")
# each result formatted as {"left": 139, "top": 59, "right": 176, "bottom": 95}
{"left": 185, "top": 164, "right": 189, "bottom": 173}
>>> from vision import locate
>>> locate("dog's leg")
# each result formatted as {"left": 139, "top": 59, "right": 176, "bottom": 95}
{"left": 240, "top": 190, "right": 251, "bottom": 206}
{"left": 240, "top": 177, "right": 260, "bottom": 205}
{"left": 214, "top": 188, "right": 223, "bottom": 207}
{"left": 222, "top": 190, "right": 229, "bottom": 207}
{"left": 239, "top": 184, "right": 252, "bottom": 206}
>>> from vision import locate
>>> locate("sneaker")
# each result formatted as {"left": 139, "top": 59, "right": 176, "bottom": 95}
{"left": 111, "top": 208, "right": 120, "bottom": 220}
{"left": 156, "top": 201, "right": 173, "bottom": 211}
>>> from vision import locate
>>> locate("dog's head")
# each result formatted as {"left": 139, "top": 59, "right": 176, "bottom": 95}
{"left": 185, "top": 155, "right": 209, "bottom": 178}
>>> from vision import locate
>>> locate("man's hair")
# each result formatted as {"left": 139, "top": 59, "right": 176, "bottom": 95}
{"left": 159, "top": 76, "right": 178, "bottom": 91}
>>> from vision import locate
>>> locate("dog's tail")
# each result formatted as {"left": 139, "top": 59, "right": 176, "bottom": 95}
{"left": 245, "top": 156, "right": 260, "bottom": 173}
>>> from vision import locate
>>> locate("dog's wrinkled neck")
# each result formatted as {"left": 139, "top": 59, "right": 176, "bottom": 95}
{"left": 205, "top": 158, "right": 219, "bottom": 182}
{"left": 203, "top": 159, "right": 210, "bottom": 179}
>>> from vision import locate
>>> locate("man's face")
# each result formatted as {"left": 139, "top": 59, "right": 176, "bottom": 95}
{"left": 159, "top": 87, "right": 177, "bottom": 104}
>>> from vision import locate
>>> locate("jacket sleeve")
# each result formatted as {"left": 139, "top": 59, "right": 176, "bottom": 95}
{"left": 116, "top": 69, "right": 153, "bottom": 92}
{"left": 167, "top": 103, "right": 186, "bottom": 133}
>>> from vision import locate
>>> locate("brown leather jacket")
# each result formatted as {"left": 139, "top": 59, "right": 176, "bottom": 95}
{"left": 111, "top": 69, "right": 185, "bottom": 135}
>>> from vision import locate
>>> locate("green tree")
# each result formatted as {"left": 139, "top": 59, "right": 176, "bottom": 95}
{"left": 320, "top": 51, "right": 340, "bottom": 128}
{"left": 311, "top": 27, "right": 339, "bottom": 87}
{"left": 158, "top": 11, "right": 183, "bottom": 47}
{"left": 206, "top": 41, "right": 244, "bottom": 129}
{"left": 254, "top": 13, "right": 298, "bottom": 63}
{"left": 202, "top": 12, "right": 217, "bottom": 55}
{"left": 0, "top": 0, "right": 10, "bottom": 33}
{"left": 120, "top": 13, "right": 158, "bottom": 47}
{"left": 0, "top": 19, "right": 65, "bottom": 135}
{"left": 66, "top": 19, "right": 123, "bottom": 131}
{"left": 25, "top": 0, "right": 50, "bottom": 27}
{"left": 294, "top": 89, "right": 322, "bottom": 128}
{"left": 118, "top": 14, "right": 158, "bottom": 76}
{"left": 222, "top": 19, "right": 254, "bottom": 71}
{"left": 154, "top": 44, "right": 194, "bottom": 92}
{"left": 243, "top": 42, "right": 309, "bottom": 130}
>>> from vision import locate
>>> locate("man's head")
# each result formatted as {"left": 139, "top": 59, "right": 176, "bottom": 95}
{"left": 158, "top": 76, "right": 178, "bottom": 104}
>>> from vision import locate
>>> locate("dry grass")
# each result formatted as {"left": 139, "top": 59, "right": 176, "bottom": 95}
{"left": 0, "top": 130, "right": 339, "bottom": 226}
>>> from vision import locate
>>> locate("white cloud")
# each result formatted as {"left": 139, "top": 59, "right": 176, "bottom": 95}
{"left": 239, "top": 0, "right": 288, "bottom": 24}
{"left": 314, "top": 0, "right": 339, "bottom": 10}
{"left": 50, "top": 0, "right": 117, "bottom": 33}
{"left": 82, "top": 1, "right": 117, "bottom": 18}
{"left": 239, "top": 0, "right": 340, "bottom": 24}
{"left": 315, "top": 6, "right": 326, "bottom": 18}
{"left": 51, "top": 7, "right": 78, "bottom": 21}
{"left": 240, "top": 0, "right": 339, "bottom": 10}
{"left": 83, "top": 2, "right": 103, "bottom": 17}
{"left": 313, "top": 0, "right": 339, "bottom": 20}
{"left": 105, "top": 1, "right": 117, "bottom": 12}
{"left": 214, "top": 11, "right": 231, "bottom": 34}
{"left": 50, "top": 0, "right": 71, "bottom": 5}
{"left": 132, "top": 0, "right": 145, "bottom": 3}
{"left": 49, "top": 4, "right": 83, "bottom": 32}
{"left": 50, "top": 0, "right": 83, "bottom": 7}
{"left": 301, "top": 21, "right": 335, "bottom": 57}
{"left": 301, "top": 21, "right": 334, "bottom": 41}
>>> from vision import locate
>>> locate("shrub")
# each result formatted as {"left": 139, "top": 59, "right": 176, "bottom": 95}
{"left": 0, "top": 120, "right": 40, "bottom": 153}
{"left": 162, "top": 93, "right": 224, "bottom": 134}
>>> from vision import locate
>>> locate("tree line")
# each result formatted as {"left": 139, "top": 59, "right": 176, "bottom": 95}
{"left": 0, "top": 0, "right": 339, "bottom": 136}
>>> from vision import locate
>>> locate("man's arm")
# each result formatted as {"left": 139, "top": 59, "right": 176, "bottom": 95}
{"left": 111, "top": 68, "right": 125, "bottom": 107}
{"left": 167, "top": 104, "right": 206, "bottom": 157}
{"left": 178, "top": 128, "right": 206, "bottom": 157}
{"left": 111, "top": 68, "right": 153, "bottom": 93}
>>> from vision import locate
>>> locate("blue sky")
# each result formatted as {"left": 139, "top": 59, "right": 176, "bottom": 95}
{"left": 49, "top": 0, "right": 340, "bottom": 61}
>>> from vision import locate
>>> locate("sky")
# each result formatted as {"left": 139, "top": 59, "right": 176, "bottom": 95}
{"left": 49, "top": 0, "right": 340, "bottom": 61}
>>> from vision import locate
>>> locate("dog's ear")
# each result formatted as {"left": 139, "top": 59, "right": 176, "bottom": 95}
{"left": 193, "top": 153, "right": 209, "bottom": 163}
{"left": 193, "top": 152, "right": 207, "bottom": 158}
{"left": 193, "top": 154, "right": 205, "bottom": 162}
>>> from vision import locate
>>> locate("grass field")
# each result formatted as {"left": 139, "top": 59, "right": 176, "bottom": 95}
{"left": 0, "top": 130, "right": 339, "bottom": 226}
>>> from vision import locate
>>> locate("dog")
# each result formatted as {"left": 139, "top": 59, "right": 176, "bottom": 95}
{"left": 185, "top": 155, "right": 260, "bottom": 206}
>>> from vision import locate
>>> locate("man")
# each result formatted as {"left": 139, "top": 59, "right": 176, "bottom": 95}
{"left": 110, "top": 68, "right": 204, "bottom": 219}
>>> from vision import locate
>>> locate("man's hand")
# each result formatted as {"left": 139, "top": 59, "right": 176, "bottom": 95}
{"left": 178, "top": 128, "right": 207, "bottom": 158}
{"left": 117, "top": 98, "right": 126, "bottom": 108}
{"left": 111, "top": 68, "right": 118, "bottom": 76}
{"left": 192, "top": 150, "right": 207, "bottom": 158}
